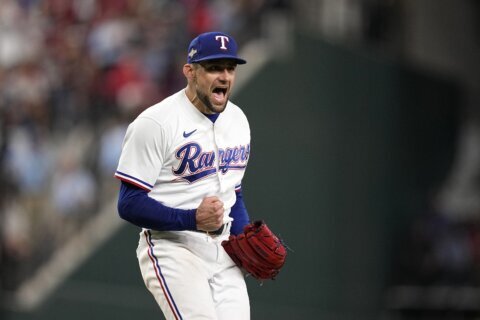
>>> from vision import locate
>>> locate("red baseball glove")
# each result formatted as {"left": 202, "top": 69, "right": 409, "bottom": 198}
{"left": 222, "top": 220, "right": 287, "bottom": 280}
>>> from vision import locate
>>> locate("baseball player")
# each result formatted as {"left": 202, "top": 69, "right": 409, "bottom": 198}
{"left": 115, "top": 32, "right": 251, "bottom": 319}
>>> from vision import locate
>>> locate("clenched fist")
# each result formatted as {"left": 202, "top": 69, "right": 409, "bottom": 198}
{"left": 195, "top": 196, "right": 224, "bottom": 232}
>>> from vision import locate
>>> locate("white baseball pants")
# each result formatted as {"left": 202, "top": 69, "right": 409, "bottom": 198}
{"left": 137, "top": 229, "right": 250, "bottom": 320}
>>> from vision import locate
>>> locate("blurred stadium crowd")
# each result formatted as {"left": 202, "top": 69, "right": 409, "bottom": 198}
{"left": 0, "top": 0, "right": 286, "bottom": 295}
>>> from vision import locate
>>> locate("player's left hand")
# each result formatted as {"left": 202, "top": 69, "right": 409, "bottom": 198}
{"left": 222, "top": 220, "right": 287, "bottom": 280}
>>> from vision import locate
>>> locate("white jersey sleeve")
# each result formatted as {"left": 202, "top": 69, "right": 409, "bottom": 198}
{"left": 115, "top": 116, "right": 167, "bottom": 191}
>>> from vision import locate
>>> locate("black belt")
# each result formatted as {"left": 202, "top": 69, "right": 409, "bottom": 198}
{"left": 196, "top": 224, "right": 225, "bottom": 235}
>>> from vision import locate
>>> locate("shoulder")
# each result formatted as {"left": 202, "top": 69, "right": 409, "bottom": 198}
{"left": 125, "top": 90, "right": 187, "bottom": 140}
{"left": 225, "top": 100, "right": 249, "bottom": 123}
{"left": 136, "top": 90, "right": 185, "bottom": 127}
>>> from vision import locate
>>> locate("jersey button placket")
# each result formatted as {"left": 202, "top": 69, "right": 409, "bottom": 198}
{"left": 212, "top": 124, "right": 224, "bottom": 191}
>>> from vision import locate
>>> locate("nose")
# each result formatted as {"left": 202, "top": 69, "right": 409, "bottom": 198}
{"left": 218, "top": 68, "right": 232, "bottom": 82}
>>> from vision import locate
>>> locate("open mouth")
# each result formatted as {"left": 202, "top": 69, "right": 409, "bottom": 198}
{"left": 212, "top": 87, "right": 227, "bottom": 102}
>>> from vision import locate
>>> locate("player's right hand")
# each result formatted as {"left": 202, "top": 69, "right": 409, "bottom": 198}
{"left": 195, "top": 196, "right": 224, "bottom": 232}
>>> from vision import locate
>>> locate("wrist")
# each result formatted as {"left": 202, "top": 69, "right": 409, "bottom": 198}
{"left": 187, "top": 209, "right": 198, "bottom": 231}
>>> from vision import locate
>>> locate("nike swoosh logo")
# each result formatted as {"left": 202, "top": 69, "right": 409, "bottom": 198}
{"left": 183, "top": 129, "right": 197, "bottom": 138}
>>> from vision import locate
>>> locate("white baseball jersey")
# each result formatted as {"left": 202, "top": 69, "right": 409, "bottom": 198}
{"left": 115, "top": 89, "right": 251, "bottom": 224}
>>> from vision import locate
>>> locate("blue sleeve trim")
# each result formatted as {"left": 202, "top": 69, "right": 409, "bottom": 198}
{"left": 117, "top": 181, "right": 197, "bottom": 231}
{"left": 229, "top": 190, "right": 250, "bottom": 235}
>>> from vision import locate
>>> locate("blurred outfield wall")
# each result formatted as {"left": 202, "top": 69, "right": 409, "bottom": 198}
{"left": 3, "top": 32, "right": 460, "bottom": 320}
{"left": 237, "top": 31, "right": 459, "bottom": 319}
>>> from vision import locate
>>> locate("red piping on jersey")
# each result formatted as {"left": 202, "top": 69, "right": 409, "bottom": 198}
{"left": 114, "top": 175, "right": 151, "bottom": 192}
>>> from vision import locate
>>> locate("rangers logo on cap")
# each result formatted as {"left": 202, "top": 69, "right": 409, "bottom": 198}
{"left": 215, "top": 35, "right": 229, "bottom": 50}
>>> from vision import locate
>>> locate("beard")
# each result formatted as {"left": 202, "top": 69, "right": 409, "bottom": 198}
{"left": 196, "top": 88, "right": 227, "bottom": 114}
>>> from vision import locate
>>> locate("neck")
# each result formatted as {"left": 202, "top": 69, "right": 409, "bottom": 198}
{"left": 185, "top": 86, "right": 196, "bottom": 105}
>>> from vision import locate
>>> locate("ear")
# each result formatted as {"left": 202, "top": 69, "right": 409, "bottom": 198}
{"left": 183, "top": 64, "right": 195, "bottom": 80}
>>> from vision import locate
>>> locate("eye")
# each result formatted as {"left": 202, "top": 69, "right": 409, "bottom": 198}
{"left": 202, "top": 63, "right": 236, "bottom": 73}
{"left": 203, "top": 65, "right": 217, "bottom": 72}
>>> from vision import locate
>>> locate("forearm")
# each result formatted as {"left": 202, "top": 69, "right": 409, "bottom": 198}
{"left": 117, "top": 181, "right": 197, "bottom": 231}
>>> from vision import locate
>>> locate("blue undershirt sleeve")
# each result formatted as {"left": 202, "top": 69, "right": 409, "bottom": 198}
{"left": 229, "top": 190, "right": 251, "bottom": 235}
{"left": 117, "top": 181, "right": 197, "bottom": 231}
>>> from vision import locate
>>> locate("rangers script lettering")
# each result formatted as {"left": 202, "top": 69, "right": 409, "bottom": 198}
{"left": 173, "top": 142, "right": 250, "bottom": 183}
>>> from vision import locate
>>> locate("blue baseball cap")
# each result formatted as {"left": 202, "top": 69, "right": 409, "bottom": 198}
{"left": 187, "top": 31, "right": 246, "bottom": 64}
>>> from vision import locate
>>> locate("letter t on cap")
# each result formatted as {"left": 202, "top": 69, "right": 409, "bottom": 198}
{"left": 215, "top": 35, "right": 229, "bottom": 50}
